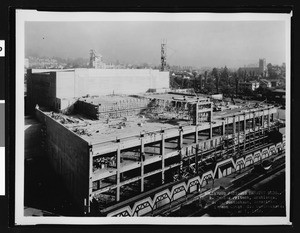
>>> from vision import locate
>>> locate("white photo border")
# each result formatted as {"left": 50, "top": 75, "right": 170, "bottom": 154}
{"left": 15, "top": 10, "right": 292, "bottom": 225}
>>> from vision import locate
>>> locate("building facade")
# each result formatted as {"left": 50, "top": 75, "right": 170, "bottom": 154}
{"left": 26, "top": 67, "right": 284, "bottom": 217}
{"left": 260, "top": 79, "right": 272, "bottom": 88}
{"left": 238, "top": 81, "right": 260, "bottom": 91}
{"left": 31, "top": 94, "right": 282, "bottom": 216}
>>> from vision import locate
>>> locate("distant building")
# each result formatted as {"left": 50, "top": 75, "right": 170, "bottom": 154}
{"left": 238, "top": 80, "right": 260, "bottom": 91}
{"left": 89, "top": 50, "right": 108, "bottom": 69}
{"left": 238, "top": 58, "right": 268, "bottom": 77}
{"left": 269, "top": 79, "right": 280, "bottom": 88}
{"left": 260, "top": 79, "right": 271, "bottom": 88}
{"left": 26, "top": 68, "right": 169, "bottom": 112}
{"left": 26, "top": 56, "right": 67, "bottom": 69}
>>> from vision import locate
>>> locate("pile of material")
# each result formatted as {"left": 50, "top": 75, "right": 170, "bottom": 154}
{"left": 72, "top": 127, "right": 92, "bottom": 136}
{"left": 142, "top": 99, "right": 194, "bottom": 122}
{"left": 93, "top": 156, "right": 116, "bottom": 171}
{"left": 49, "top": 112, "right": 79, "bottom": 124}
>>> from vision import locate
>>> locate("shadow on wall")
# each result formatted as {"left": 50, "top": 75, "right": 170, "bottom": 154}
{"left": 24, "top": 116, "right": 83, "bottom": 216}
{"left": 61, "top": 101, "right": 76, "bottom": 115}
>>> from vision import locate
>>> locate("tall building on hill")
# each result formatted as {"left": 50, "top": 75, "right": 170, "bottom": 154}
{"left": 238, "top": 58, "right": 268, "bottom": 77}
{"left": 89, "top": 50, "right": 106, "bottom": 69}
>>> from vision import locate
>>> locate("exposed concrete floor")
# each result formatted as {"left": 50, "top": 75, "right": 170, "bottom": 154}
{"left": 80, "top": 95, "right": 144, "bottom": 105}
{"left": 41, "top": 97, "right": 279, "bottom": 144}
{"left": 138, "top": 93, "right": 208, "bottom": 102}
{"left": 60, "top": 112, "right": 195, "bottom": 143}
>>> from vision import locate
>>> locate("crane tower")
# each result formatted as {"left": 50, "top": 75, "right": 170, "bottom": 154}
{"left": 161, "top": 39, "right": 167, "bottom": 71}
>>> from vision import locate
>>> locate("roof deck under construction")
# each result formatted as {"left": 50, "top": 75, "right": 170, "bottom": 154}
{"left": 41, "top": 93, "right": 274, "bottom": 144}
{"left": 44, "top": 93, "right": 211, "bottom": 143}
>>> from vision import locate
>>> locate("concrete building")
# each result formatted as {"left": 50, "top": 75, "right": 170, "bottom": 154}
{"left": 26, "top": 68, "right": 170, "bottom": 113}
{"left": 29, "top": 97, "right": 282, "bottom": 216}
{"left": 260, "top": 79, "right": 272, "bottom": 88}
{"left": 269, "top": 79, "right": 280, "bottom": 88}
{"left": 238, "top": 58, "right": 268, "bottom": 77}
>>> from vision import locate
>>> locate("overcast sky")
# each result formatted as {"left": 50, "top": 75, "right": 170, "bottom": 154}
{"left": 25, "top": 21, "right": 286, "bottom": 68}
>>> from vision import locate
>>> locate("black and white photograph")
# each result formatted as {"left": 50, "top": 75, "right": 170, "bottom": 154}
{"left": 15, "top": 10, "right": 291, "bottom": 225}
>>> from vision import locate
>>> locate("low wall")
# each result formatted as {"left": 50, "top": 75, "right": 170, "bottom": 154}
{"left": 75, "top": 98, "right": 151, "bottom": 119}
{"left": 74, "top": 100, "right": 99, "bottom": 119}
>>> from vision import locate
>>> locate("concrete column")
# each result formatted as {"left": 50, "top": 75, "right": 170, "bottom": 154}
{"left": 195, "top": 125, "right": 199, "bottom": 143}
{"left": 271, "top": 113, "right": 274, "bottom": 122}
{"left": 243, "top": 114, "right": 246, "bottom": 132}
{"left": 178, "top": 127, "right": 183, "bottom": 149}
{"left": 243, "top": 114, "right": 246, "bottom": 152}
{"left": 179, "top": 150, "right": 183, "bottom": 177}
{"left": 141, "top": 165, "right": 144, "bottom": 192}
{"left": 233, "top": 115, "right": 236, "bottom": 134}
{"left": 140, "top": 138, "right": 145, "bottom": 192}
{"left": 116, "top": 146, "right": 121, "bottom": 202}
{"left": 268, "top": 108, "right": 270, "bottom": 130}
{"left": 209, "top": 122, "right": 212, "bottom": 139}
{"left": 160, "top": 133, "right": 165, "bottom": 155}
{"left": 161, "top": 133, "right": 165, "bottom": 184}
{"left": 222, "top": 121, "right": 225, "bottom": 136}
{"left": 195, "top": 144, "right": 199, "bottom": 174}
{"left": 238, "top": 115, "right": 240, "bottom": 144}
{"left": 252, "top": 112, "right": 255, "bottom": 130}
{"left": 238, "top": 115, "right": 241, "bottom": 132}
{"left": 195, "top": 103, "right": 199, "bottom": 125}
{"left": 232, "top": 116, "right": 236, "bottom": 154}
{"left": 262, "top": 111, "right": 265, "bottom": 129}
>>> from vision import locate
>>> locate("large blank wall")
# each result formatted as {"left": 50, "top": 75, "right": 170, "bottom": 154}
{"left": 56, "top": 69, "right": 169, "bottom": 98}
{"left": 35, "top": 109, "right": 90, "bottom": 212}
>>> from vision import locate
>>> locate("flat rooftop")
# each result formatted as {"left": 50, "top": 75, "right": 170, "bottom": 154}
{"left": 43, "top": 109, "right": 195, "bottom": 144}
{"left": 40, "top": 94, "right": 274, "bottom": 144}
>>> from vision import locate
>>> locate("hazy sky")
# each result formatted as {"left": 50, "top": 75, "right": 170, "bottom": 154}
{"left": 25, "top": 21, "right": 286, "bottom": 68}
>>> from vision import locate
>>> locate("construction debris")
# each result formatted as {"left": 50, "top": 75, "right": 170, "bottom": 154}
{"left": 72, "top": 128, "right": 92, "bottom": 136}
{"left": 48, "top": 112, "right": 79, "bottom": 125}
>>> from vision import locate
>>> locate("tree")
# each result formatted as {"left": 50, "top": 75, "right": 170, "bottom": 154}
{"left": 255, "top": 86, "right": 272, "bottom": 99}
{"left": 204, "top": 71, "right": 208, "bottom": 84}
{"left": 220, "top": 66, "right": 229, "bottom": 86}
{"left": 211, "top": 68, "right": 219, "bottom": 93}
{"left": 232, "top": 72, "right": 239, "bottom": 95}
{"left": 222, "top": 85, "right": 235, "bottom": 96}
{"left": 203, "top": 77, "right": 215, "bottom": 94}
{"left": 240, "top": 87, "right": 254, "bottom": 97}
{"left": 219, "top": 66, "right": 231, "bottom": 94}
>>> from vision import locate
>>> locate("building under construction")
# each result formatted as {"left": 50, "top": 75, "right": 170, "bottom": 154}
{"left": 26, "top": 66, "right": 285, "bottom": 217}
